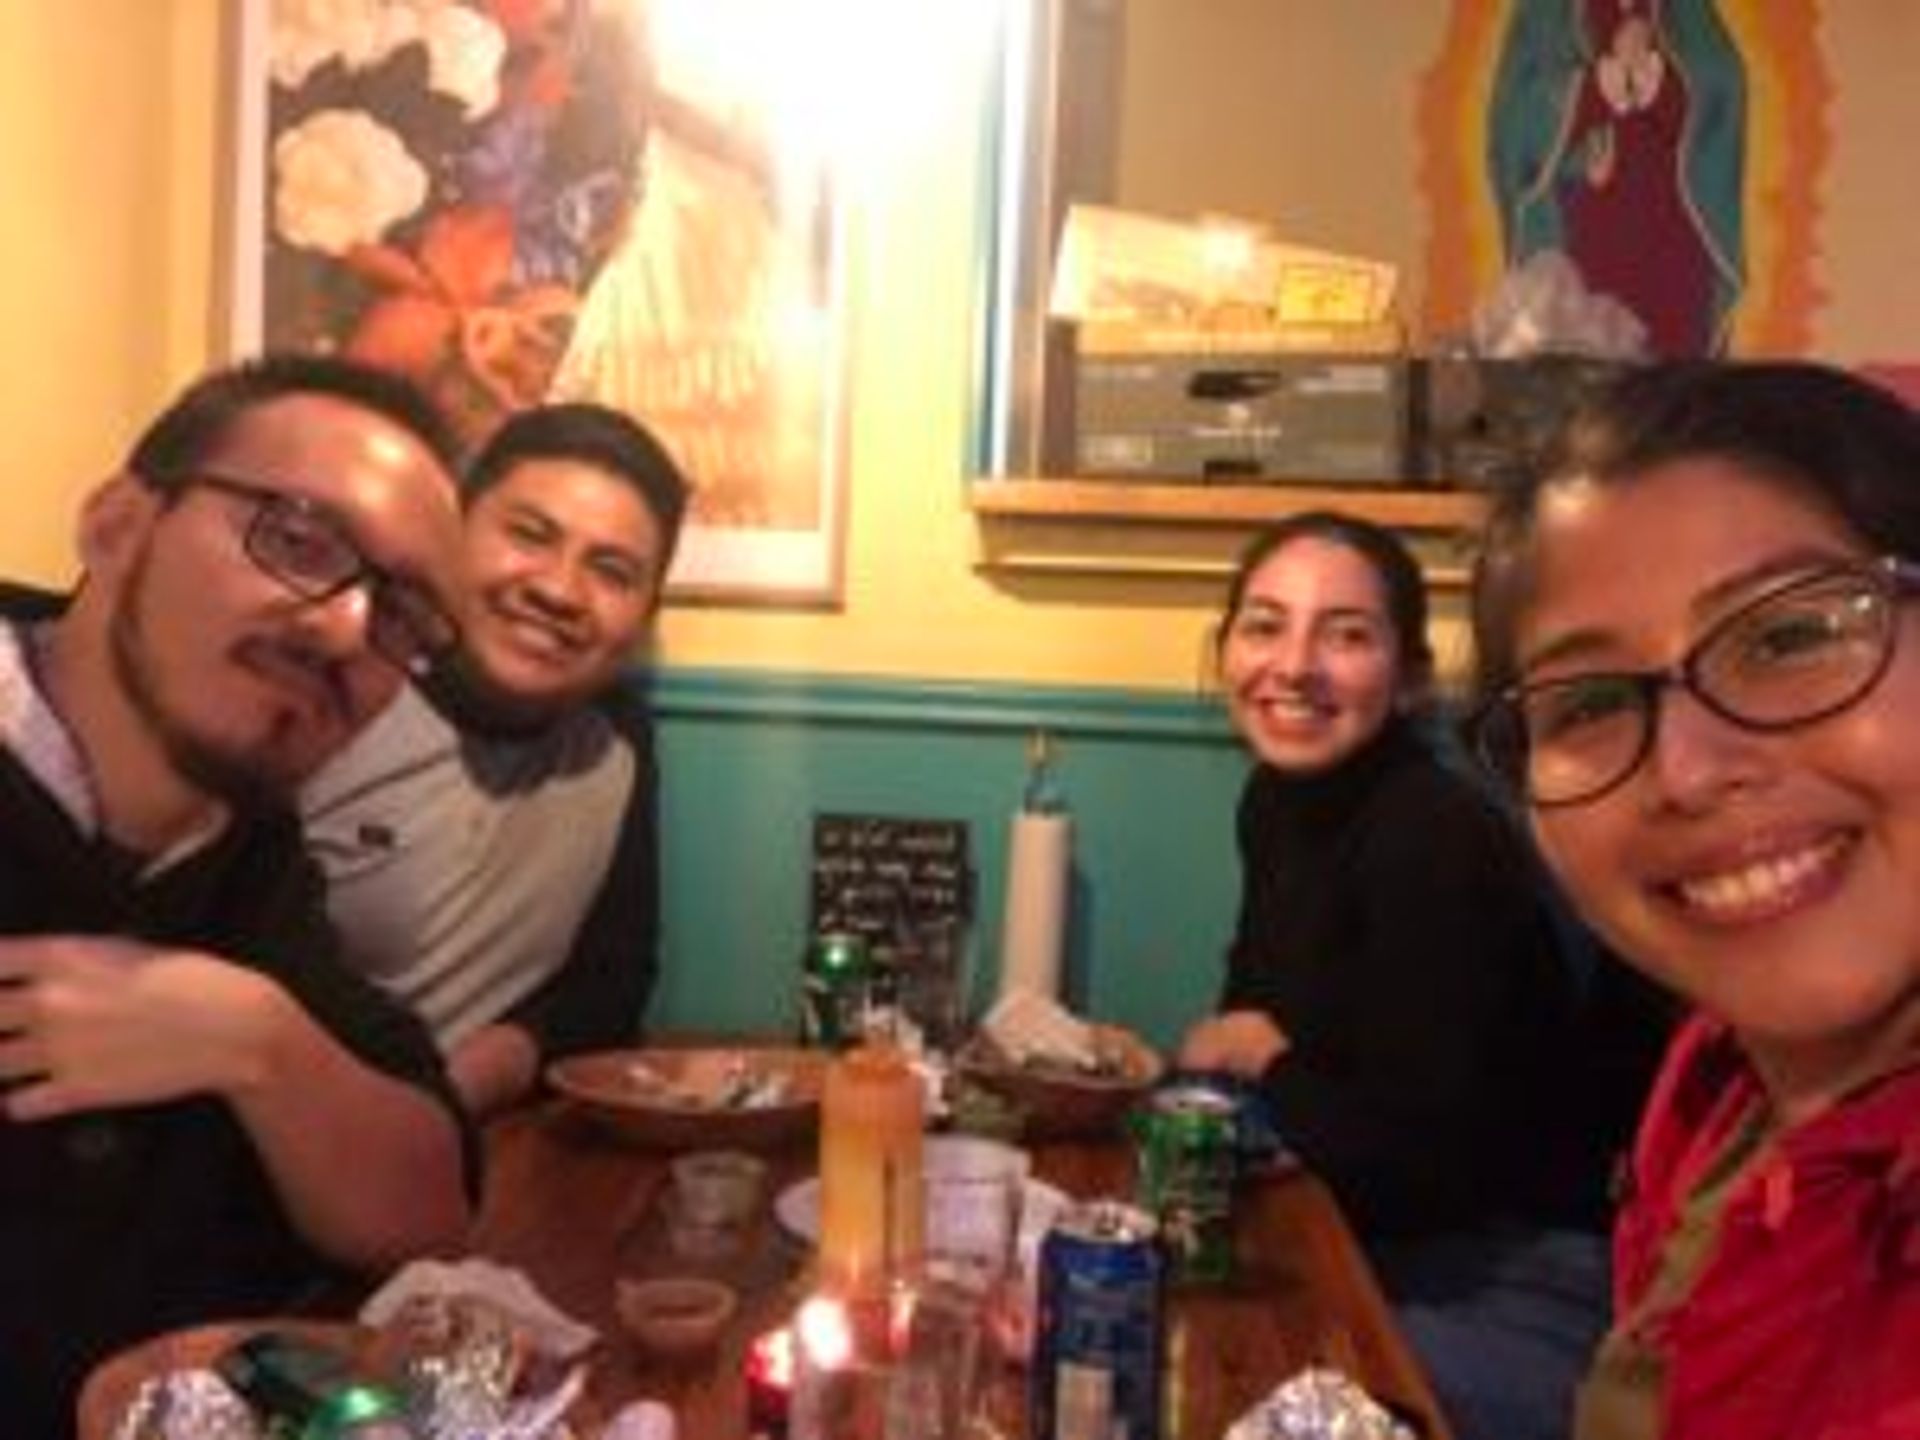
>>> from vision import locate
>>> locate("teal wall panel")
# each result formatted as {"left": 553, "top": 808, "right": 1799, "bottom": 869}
{"left": 646, "top": 668, "right": 1249, "bottom": 1050}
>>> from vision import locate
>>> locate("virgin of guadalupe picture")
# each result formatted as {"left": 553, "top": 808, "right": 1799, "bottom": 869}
{"left": 1424, "top": 0, "right": 1828, "bottom": 358}
{"left": 1489, "top": 0, "right": 1746, "bottom": 356}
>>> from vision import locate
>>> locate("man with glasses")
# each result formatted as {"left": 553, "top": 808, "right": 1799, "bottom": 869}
{"left": 0, "top": 354, "right": 473, "bottom": 1439}
{"left": 305, "top": 402, "right": 688, "bottom": 1116}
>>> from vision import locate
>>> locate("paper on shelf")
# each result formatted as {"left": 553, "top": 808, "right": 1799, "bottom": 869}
{"left": 1049, "top": 202, "right": 1398, "bottom": 333}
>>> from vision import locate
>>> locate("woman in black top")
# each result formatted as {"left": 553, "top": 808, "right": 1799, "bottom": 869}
{"left": 1179, "top": 512, "right": 1647, "bottom": 1440}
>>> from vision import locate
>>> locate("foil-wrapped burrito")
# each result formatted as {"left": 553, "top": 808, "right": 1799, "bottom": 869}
{"left": 1223, "top": 1366, "right": 1421, "bottom": 1440}
{"left": 105, "top": 1297, "right": 582, "bottom": 1440}
{"left": 111, "top": 1369, "right": 259, "bottom": 1440}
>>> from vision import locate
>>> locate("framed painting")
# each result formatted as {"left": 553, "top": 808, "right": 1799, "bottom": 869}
{"left": 225, "top": 0, "right": 851, "bottom": 605}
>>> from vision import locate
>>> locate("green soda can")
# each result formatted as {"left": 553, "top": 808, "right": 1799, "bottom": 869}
{"left": 799, "top": 931, "right": 871, "bottom": 1049}
{"left": 1131, "top": 1082, "right": 1238, "bottom": 1285}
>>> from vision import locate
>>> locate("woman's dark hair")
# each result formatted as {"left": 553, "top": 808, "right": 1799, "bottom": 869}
{"left": 465, "top": 402, "right": 691, "bottom": 575}
{"left": 127, "top": 352, "right": 463, "bottom": 485}
{"left": 1215, "top": 509, "right": 1436, "bottom": 689}
{"left": 1469, "top": 362, "right": 1920, "bottom": 709}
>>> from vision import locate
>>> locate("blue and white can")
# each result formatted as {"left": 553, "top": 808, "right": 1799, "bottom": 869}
{"left": 1029, "top": 1200, "right": 1165, "bottom": 1440}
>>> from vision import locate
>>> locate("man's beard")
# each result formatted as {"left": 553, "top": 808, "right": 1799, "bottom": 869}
{"left": 108, "top": 543, "right": 300, "bottom": 812}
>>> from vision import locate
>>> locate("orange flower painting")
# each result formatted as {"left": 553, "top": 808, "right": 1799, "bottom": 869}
{"left": 231, "top": 0, "right": 848, "bottom": 603}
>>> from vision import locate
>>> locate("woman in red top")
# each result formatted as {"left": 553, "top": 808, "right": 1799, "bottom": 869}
{"left": 1468, "top": 362, "right": 1920, "bottom": 1439}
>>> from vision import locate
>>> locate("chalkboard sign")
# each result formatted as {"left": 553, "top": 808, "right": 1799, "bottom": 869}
{"left": 810, "top": 813, "right": 972, "bottom": 946}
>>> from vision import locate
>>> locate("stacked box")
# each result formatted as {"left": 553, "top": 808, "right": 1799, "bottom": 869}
{"left": 1072, "top": 347, "right": 1412, "bottom": 483}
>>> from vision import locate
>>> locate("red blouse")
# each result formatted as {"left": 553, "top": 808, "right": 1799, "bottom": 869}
{"left": 1610, "top": 1015, "right": 1920, "bottom": 1439}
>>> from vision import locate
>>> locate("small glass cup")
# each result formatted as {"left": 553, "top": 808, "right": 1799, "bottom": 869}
{"left": 922, "top": 1140, "right": 1024, "bottom": 1291}
{"left": 667, "top": 1149, "right": 765, "bottom": 1259}
{"left": 895, "top": 920, "right": 970, "bottom": 1054}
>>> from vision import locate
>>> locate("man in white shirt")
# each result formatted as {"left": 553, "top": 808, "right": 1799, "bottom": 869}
{"left": 305, "top": 402, "right": 688, "bottom": 1115}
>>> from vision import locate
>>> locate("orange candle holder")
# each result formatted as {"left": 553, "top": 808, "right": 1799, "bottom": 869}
{"left": 816, "top": 1043, "right": 924, "bottom": 1294}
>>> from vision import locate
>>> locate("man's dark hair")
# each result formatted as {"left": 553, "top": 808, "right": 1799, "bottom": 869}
{"left": 465, "top": 402, "right": 692, "bottom": 573}
{"left": 126, "top": 352, "right": 463, "bottom": 487}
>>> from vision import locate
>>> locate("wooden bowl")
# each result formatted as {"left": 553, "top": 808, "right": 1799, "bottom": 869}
{"left": 957, "top": 1026, "right": 1165, "bottom": 1139}
{"left": 547, "top": 1046, "right": 827, "bottom": 1151}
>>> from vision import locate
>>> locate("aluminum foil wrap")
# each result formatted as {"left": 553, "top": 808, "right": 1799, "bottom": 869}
{"left": 379, "top": 1291, "right": 585, "bottom": 1440}
{"left": 1223, "top": 1367, "right": 1418, "bottom": 1440}
{"left": 382, "top": 1291, "right": 525, "bottom": 1437}
{"left": 110, "top": 1368, "right": 260, "bottom": 1440}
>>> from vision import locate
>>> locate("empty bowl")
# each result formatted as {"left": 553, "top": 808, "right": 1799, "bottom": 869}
{"left": 615, "top": 1277, "right": 739, "bottom": 1361}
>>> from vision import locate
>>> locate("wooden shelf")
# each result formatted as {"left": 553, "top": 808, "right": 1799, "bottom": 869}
{"left": 967, "top": 478, "right": 1485, "bottom": 588}
{"left": 970, "top": 478, "right": 1486, "bottom": 531}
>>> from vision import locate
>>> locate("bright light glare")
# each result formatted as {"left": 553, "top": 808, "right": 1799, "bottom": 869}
{"left": 638, "top": 0, "right": 1009, "bottom": 185}
{"left": 794, "top": 1295, "right": 854, "bottom": 1370}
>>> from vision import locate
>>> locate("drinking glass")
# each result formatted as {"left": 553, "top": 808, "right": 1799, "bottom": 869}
{"left": 666, "top": 1149, "right": 765, "bottom": 1260}
{"left": 887, "top": 1145, "right": 1025, "bottom": 1440}
{"left": 791, "top": 1141, "right": 1027, "bottom": 1440}
{"left": 894, "top": 919, "right": 970, "bottom": 1054}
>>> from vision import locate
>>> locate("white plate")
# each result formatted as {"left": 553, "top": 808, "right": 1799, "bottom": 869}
{"left": 774, "top": 1137, "right": 1069, "bottom": 1272}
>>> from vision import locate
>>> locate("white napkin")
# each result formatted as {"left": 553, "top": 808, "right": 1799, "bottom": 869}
{"left": 358, "top": 1257, "right": 598, "bottom": 1360}
{"left": 981, "top": 989, "right": 1097, "bottom": 1069}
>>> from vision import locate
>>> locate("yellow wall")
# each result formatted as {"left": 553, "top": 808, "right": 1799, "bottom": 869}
{"left": 1115, "top": 0, "right": 1443, "bottom": 321}
{"left": 0, "top": 1, "right": 1217, "bottom": 691}
{"left": 0, "top": 2, "right": 221, "bottom": 588}
{"left": 3, "top": 3, "right": 1918, "bottom": 694}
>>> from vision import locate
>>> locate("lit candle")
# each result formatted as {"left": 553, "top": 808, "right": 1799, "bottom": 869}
{"left": 817, "top": 1042, "right": 924, "bottom": 1293}
{"left": 744, "top": 1326, "right": 794, "bottom": 1440}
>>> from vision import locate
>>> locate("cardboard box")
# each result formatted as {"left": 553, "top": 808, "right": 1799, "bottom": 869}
{"left": 1073, "top": 350, "right": 1411, "bottom": 482}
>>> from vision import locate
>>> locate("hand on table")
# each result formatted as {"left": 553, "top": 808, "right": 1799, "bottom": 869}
{"left": 1178, "top": 1009, "right": 1289, "bottom": 1077}
{"left": 0, "top": 934, "right": 282, "bottom": 1120}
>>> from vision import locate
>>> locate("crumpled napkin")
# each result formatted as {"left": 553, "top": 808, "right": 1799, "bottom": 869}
{"left": 1472, "top": 249, "right": 1647, "bottom": 360}
{"left": 359, "top": 1257, "right": 598, "bottom": 1360}
{"left": 980, "top": 989, "right": 1098, "bottom": 1070}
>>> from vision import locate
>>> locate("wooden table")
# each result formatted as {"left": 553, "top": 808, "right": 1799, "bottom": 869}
{"left": 472, "top": 1101, "right": 1453, "bottom": 1439}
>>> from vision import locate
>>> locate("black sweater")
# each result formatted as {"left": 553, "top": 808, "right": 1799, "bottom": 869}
{"left": 0, "top": 589, "right": 468, "bottom": 1440}
{"left": 1221, "top": 719, "right": 1585, "bottom": 1237}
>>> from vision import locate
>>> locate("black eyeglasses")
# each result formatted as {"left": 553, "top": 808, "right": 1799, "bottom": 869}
{"left": 152, "top": 469, "right": 460, "bottom": 676}
{"left": 1472, "top": 555, "right": 1920, "bottom": 808}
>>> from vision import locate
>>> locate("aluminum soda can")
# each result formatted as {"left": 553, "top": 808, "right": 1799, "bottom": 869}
{"left": 799, "top": 932, "right": 870, "bottom": 1049}
{"left": 1030, "top": 1200, "right": 1165, "bottom": 1440}
{"left": 1132, "top": 1081, "right": 1238, "bottom": 1286}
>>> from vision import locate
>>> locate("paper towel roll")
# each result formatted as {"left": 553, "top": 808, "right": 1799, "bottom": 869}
{"left": 997, "top": 810, "right": 1072, "bottom": 1002}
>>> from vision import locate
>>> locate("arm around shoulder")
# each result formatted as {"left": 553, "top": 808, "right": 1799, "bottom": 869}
{"left": 503, "top": 700, "right": 661, "bottom": 1066}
